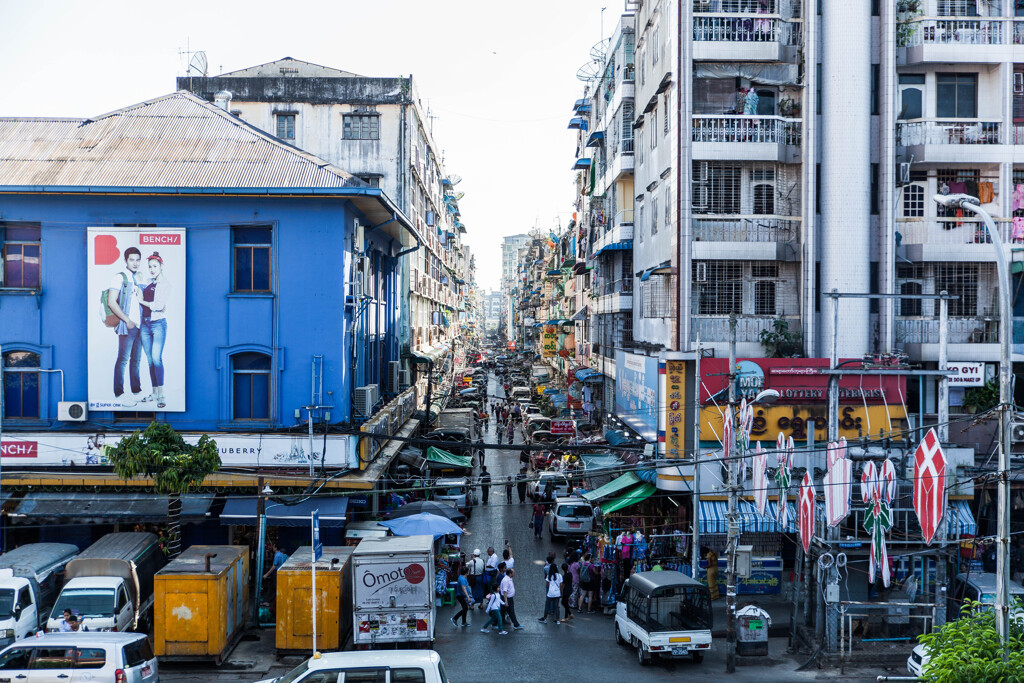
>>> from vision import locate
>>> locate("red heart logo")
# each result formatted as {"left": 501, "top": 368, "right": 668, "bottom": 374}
{"left": 94, "top": 234, "right": 120, "bottom": 265}
{"left": 403, "top": 563, "right": 425, "bottom": 585}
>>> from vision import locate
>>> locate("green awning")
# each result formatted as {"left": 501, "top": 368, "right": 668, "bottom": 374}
{"left": 600, "top": 483, "right": 657, "bottom": 514}
{"left": 425, "top": 446, "right": 472, "bottom": 468}
{"left": 583, "top": 471, "right": 640, "bottom": 502}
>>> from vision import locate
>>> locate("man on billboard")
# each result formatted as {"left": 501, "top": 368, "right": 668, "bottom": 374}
{"left": 106, "top": 247, "right": 144, "bottom": 406}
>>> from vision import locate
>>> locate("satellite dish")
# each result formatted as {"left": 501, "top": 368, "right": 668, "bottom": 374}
{"left": 188, "top": 51, "right": 208, "bottom": 77}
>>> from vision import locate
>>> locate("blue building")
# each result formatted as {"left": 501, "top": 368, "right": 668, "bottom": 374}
{"left": 0, "top": 91, "right": 420, "bottom": 510}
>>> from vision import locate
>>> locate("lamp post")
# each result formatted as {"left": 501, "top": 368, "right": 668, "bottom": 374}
{"left": 725, "top": 316, "right": 779, "bottom": 672}
{"left": 933, "top": 194, "right": 1012, "bottom": 655}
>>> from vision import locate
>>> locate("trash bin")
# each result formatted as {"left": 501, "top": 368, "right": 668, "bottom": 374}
{"left": 736, "top": 605, "right": 770, "bottom": 656}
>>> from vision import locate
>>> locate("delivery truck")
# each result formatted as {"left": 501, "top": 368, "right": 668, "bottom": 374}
{"left": 47, "top": 532, "right": 166, "bottom": 633}
{"left": 0, "top": 543, "right": 79, "bottom": 646}
{"left": 351, "top": 535, "right": 435, "bottom": 647}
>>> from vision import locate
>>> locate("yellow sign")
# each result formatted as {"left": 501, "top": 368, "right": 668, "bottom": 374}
{"left": 699, "top": 404, "right": 909, "bottom": 443}
{"left": 542, "top": 325, "right": 558, "bottom": 357}
{"left": 662, "top": 360, "right": 686, "bottom": 458}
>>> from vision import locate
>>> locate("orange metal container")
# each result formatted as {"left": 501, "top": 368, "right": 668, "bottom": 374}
{"left": 154, "top": 545, "right": 249, "bottom": 663}
{"left": 275, "top": 546, "right": 353, "bottom": 653}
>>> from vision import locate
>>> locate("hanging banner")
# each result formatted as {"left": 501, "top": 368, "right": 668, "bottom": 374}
{"left": 823, "top": 437, "right": 853, "bottom": 527}
{"left": 799, "top": 472, "right": 815, "bottom": 553}
{"left": 774, "top": 433, "right": 793, "bottom": 528}
{"left": 862, "top": 460, "right": 897, "bottom": 587}
{"left": 87, "top": 227, "right": 187, "bottom": 412}
{"left": 913, "top": 428, "right": 947, "bottom": 545}
{"left": 660, "top": 360, "right": 686, "bottom": 458}
{"left": 752, "top": 443, "right": 769, "bottom": 516}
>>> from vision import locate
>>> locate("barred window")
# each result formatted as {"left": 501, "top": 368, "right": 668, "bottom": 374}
{"left": 902, "top": 183, "right": 925, "bottom": 218}
{"left": 642, "top": 273, "right": 676, "bottom": 318}
{"left": 693, "top": 261, "right": 743, "bottom": 315}
{"left": 692, "top": 162, "right": 741, "bottom": 214}
{"left": 935, "top": 263, "right": 978, "bottom": 317}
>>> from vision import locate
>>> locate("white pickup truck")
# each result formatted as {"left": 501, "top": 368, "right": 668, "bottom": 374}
{"left": 0, "top": 543, "right": 79, "bottom": 646}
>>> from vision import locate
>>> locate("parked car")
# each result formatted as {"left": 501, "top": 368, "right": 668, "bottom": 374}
{"left": 257, "top": 649, "right": 450, "bottom": 683}
{"left": 615, "top": 571, "right": 712, "bottom": 665}
{"left": 530, "top": 472, "right": 571, "bottom": 501}
{"left": 433, "top": 477, "right": 474, "bottom": 518}
{"left": 548, "top": 497, "right": 595, "bottom": 539}
{"left": 907, "top": 643, "right": 930, "bottom": 677}
{"left": 525, "top": 416, "right": 552, "bottom": 438}
{"left": 0, "top": 631, "right": 158, "bottom": 683}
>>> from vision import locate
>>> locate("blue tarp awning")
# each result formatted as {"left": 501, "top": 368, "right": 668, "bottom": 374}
{"left": 568, "top": 117, "right": 588, "bottom": 130}
{"left": 221, "top": 496, "right": 349, "bottom": 527}
{"left": 593, "top": 240, "right": 633, "bottom": 256}
{"left": 572, "top": 157, "right": 592, "bottom": 170}
{"left": 605, "top": 430, "right": 631, "bottom": 446}
{"left": 573, "top": 98, "right": 592, "bottom": 113}
{"left": 586, "top": 131, "right": 605, "bottom": 147}
{"left": 543, "top": 387, "right": 559, "bottom": 395}
{"left": 574, "top": 368, "right": 603, "bottom": 383}
{"left": 639, "top": 266, "right": 658, "bottom": 282}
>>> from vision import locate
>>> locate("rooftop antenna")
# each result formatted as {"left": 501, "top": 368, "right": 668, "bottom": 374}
{"left": 178, "top": 39, "right": 207, "bottom": 92}
{"left": 427, "top": 104, "right": 439, "bottom": 137}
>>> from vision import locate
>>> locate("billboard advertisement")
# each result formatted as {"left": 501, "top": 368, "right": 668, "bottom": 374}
{"left": 615, "top": 351, "right": 660, "bottom": 442}
{"left": 698, "top": 358, "right": 906, "bottom": 404}
{"left": 660, "top": 360, "right": 686, "bottom": 458}
{"left": 87, "top": 227, "right": 186, "bottom": 412}
{"left": 541, "top": 326, "right": 558, "bottom": 357}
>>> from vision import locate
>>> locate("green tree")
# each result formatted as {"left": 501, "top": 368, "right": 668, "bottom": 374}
{"left": 107, "top": 422, "right": 220, "bottom": 557}
{"left": 917, "top": 599, "right": 1024, "bottom": 682}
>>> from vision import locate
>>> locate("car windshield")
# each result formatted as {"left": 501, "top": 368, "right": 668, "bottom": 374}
{"left": 442, "top": 487, "right": 466, "bottom": 496}
{"left": 557, "top": 505, "right": 592, "bottom": 517}
{"left": 646, "top": 586, "right": 712, "bottom": 631}
{"left": 274, "top": 660, "right": 309, "bottom": 683}
{"left": 52, "top": 588, "right": 115, "bottom": 618}
{"left": 0, "top": 589, "right": 15, "bottom": 619}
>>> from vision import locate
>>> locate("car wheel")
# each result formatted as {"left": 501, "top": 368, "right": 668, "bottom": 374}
{"left": 691, "top": 652, "right": 703, "bottom": 663}
{"left": 637, "top": 642, "right": 651, "bottom": 666}
{"left": 615, "top": 624, "right": 627, "bottom": 646}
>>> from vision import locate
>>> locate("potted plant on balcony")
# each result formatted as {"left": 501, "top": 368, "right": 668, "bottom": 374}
{"left": 962, "top": 379, "right": 999, "bottom": 414}
{"left": 759, "top": 317, "right": 803, "bottom": 358}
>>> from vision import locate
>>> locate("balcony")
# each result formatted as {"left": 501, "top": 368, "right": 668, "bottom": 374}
{"left": 591, "top": 210, "right": 634, "bottom": 254}
{"left": 895, "top": 317, "right": 1000, "bottom": 362}
{"left": 896, "top": 119, "right": 1007, "bottom": 163}
{"left": 692, "top": 13, "right": 802, "bottom": 62}
{"left": 592, "top": 278, "right": 633, "bottom": 312}
{"left": 895, "top": 218, "right": 1024, "bottom": 262}
{"left": 691, "top": 315, "right": 801, "bottom": 355}
{"left": 898, "top": 17, "right": 1024, "bottom": 65}
{"left": 692, "top": 115, "right": 801, "bottom": 162}
{"left": 692, "top": 215, "right": 801, "bottom": 260}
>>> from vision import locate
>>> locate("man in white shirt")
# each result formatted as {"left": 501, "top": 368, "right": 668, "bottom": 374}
{"left": 467, "top": 549, "right": 485, "bottom": 606}
{"left": 499, "top": 568, "right": 522, "bottom": 630}
{"left": 108, "top": 247, "right": 144, "bottom": 405}
{"left": 483, "top": 546, "right": 499, "bottom": 590}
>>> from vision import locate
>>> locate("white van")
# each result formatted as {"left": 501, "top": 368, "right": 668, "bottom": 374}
{"left": 259, "top": 649, "right": 449, "bottom": 683}
{"left": 947, "top": 572, "right": 1024, "bottom": 622}
{"left": 0, "top": 631, "right": 158, "bottom": 683}
{"left": 433, "top": 477, "right": 474, "bottom": 517}
{"left": 615, "top": 571, "right": 712, "bottom": 665}
{"left": 548, "top": 497, "right": 594, "bottom": 539}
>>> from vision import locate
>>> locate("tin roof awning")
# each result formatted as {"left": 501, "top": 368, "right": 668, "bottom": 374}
{"left": 220, "top": 495, "right": 348, "bottom": 527}
{"left": 572, "top": 157, "right": 592, "bottom": 170}
{"left": 10, "top": 493, "right": 214, "bottom": 525}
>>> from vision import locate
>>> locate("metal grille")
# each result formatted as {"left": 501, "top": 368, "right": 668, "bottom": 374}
{"left": 692, "top": 162, "right": 741, "bottom": 214}
{"left": 642, "top": 274, "right": 677, "bottom": 318}
{"left": 936, "top": 0, "right": 978, "bottom": 16}
{"left": 693, "top": 261, "right": 743, "bottom": 314}
{"left": 935, "top": 263, "right": 979, "bottom": 317}
{"left": 751, "top": 262, "right": 778, "bottom": 278}
{"left": 1013, "top": 168, "right": 1024, "bottom": 186}
{"left": 754, "top": 281, "right": 776, "bottom": 315}
{"left": 936, "top": 168, "right": 980, "bottom": 186}
{"left": 902, "top": 183, "right": 925, "bottom": 217}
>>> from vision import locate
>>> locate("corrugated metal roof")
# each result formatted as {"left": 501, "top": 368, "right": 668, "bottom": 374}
{"left": 0, "top": 91, "right": 365, "bottom": 189}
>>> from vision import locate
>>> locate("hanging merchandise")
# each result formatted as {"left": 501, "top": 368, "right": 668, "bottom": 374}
{"left": 752, "top": 443, "right": 769, "bottom": 516}
{"left": 799, "top": 471, "right": 815, "bottom": 553}
{"left": 913, "top": 428, "right": 946, "bottom": 546}
{"left": 737, "top": 398, "right": 754, "bottom": 483}
{"left": 723, "top": 405, "right": 735, "bottom": 462}
{"left": 824, "top": 437, "right": 853, "bottom": 527}
{"left": 774, "top": 433, "right": 793, "bottom": 530}
{"left": 861, "top": 460, "right": 897, "bottom": 587}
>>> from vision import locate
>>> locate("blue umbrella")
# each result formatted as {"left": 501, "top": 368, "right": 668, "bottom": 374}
{"left": 378, "top": 512, "right": 465, "bottom": 539}
{"left": 459, "top": 388, "right": 477, "bottom": 395}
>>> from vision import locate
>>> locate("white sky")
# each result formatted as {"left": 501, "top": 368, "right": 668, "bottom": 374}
{"left": 0, "top": 0, "right": 615, "bottom": 291}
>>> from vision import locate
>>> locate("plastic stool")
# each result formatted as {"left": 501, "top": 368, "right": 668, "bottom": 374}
{"left": 442, "top": 587, "right": 456, "bottom": 606}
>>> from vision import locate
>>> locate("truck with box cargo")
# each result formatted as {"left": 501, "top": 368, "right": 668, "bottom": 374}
{"left": 276, "top": 546, "right": 354, "bottom": 653}
{"left": 0, "top": 543, "right": 79, "bottom": 646}
{"left": 154, "top": 545, "right": 249, "bottom": 663}
{"left": 47, "top": 532, "right": 166, "bottom": 633}
{"left": 351, "top": 535, "right": 435, "bottom": 647}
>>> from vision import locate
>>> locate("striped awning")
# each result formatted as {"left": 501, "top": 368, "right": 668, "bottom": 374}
{"left": 946, "top": 500, "right": 977, "bottom": 537}
{"left": 698, "top": 500, "right": 796, "bottom": 534}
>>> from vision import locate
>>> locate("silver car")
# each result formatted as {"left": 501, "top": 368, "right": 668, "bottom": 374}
{"left": 0, "top": 631, "right": 158, "bottom": 682}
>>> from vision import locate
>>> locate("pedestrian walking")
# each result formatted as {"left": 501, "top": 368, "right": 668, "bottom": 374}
{"left": 483, "top": 546, "right": 500, "bottom": 598}
{"left": 560, "top": 563, "right": 574, "bottom": 622}
{"left": 502, "top": 544, "right": 515, "bottom": 570}
{"left": 451, "top": 566, "right": 472, "bottom": 627}
{"left": 500, "top": 568, "right": 522, "bottom": 629}
{"left": 479, "top": 466, "right": 491, "bottom": 505}
{"left": 516, "top": 469, "right": 528, "bottom": 504}
{"left": 480, "top": 590, "right": 507, "bottom": 634}
{"left": 496, "top": 425, "right": 504, "bottom": 445}
{"left": 468, "top": 549, "right": 485, "bottom": 605}
{"left": 532, "top": 502, "right": 545, "bottom": 539}
{"left": 578, "top": 553, "right": 597, "bottom": 612}
{"left": 505, "top": 476, "right": 513, "bottom": 504}
{"left": 568, "top": 554, "right": 582, "bottom": 609}
{"left": 505, "top": 420, "right": 514, "bottom": 444}
{"left": 538, "top": 563, "right": 563, "bottom": 623}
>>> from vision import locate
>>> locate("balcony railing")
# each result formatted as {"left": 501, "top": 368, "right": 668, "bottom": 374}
{"left": 898, "top": 17, "right": 1006, "bottom": 47}
{"left": 622, "top": 138, "right": 634, "bottom": 154}
{"left": 691, "top": 315, "right": 801, "bottom": 343}
{"left": 693, "top": 215, "right": 801, "bottom": 243}
{"left": 896, "top": 217, "right": 1017, "bottom": 246}
{"left": 694, "top": 0, "right": 779, "bottom": 10}
{"left": 896, "top": 119, "right": 1001, "bottom": 146}
{"left": 895, "top": 317, "right": 999, "bottom": 345}
{"left": 614, "top": 209, "right": 634, "bottom": 226}
{"left": 692, "top": 115, "right": 802, "bottom": 145}
{"left": 594, "top": 278, "right": 634, "bottom": 297}
{"left": 692, "top": 15, "right": 801, "bottom": 45}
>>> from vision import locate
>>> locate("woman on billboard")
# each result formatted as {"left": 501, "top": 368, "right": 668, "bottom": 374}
{"left": 137, "top": 252, "right": 169, "bottom": 409}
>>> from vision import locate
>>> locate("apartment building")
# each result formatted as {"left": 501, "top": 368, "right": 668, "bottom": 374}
{"left": 501, "top": 234, "right": 531, "bottom": 336}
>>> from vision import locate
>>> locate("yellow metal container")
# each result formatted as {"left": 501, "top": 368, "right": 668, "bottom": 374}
{"left": 276, "top": 546, "right": 353, "bottom": 653}
{"left": 154, "top": 545, "right": 250, "bottom": 663}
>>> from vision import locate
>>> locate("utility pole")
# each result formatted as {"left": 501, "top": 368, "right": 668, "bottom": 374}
{"left": 691, "top": 338, "right": 702, "bottom": 579}
{"left": 726, "top": 316, "right": 738, "bottom": 674}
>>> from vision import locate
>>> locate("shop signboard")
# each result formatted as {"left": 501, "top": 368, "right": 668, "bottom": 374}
{"left": 699, "top": 404, "right": 909, "bottom": 443}
{"left": 550, "top": 420, "right": 576, "bottom": 436}
{"left": 699, "top": 556, "right": 783, "bottom": 595}
{"left": 0, "top": 432, "right": 351, "bottom": 467}
{"left": 87, "top": 227, "right": 187, "bottom": 412}
{"left": 947, "top": 362, "right": 985, "bottom": 386}
{"left": 541, "top": 326, "right": 558, "bottom": 357}
{"left": 660, "top": 360, "right": 686, "bottom": 458}
{"left": 615, "top": 351, "right": 659, "bottom": 443}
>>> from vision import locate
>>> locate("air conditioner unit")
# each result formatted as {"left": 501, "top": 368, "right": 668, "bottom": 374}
{"left": 898, "top": 162, "right": 911, "bottom": 186}
{"left": 399, "top": 369, "right": 411, "bottom": 389}
{"left": 58, "top": 401, "right": 88, "bottom": 422}
{"left": 388, "top": 361, "right": 402, "bottom": 393}
{"left": 1012, "top": 422, "right": 1024, "bottom": 444}
{"left": 354, "top": 384, "right": 379, "bottom": 417}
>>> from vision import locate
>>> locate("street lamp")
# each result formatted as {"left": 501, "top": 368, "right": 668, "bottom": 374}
{"left": 933, "top": 193, "right": 1012, "bottom": 654}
